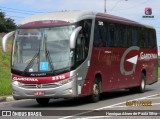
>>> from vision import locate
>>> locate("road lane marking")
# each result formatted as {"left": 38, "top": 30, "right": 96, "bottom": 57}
{"left": 76, "top": 116, "right": 111, "bottom": 119}
{"left": 145, "top": 97, "right": 160, "bottom": 100}
{"left": 59, "top": 94, "right": 158, "bottom": 119}
{"left": 152, "top": 103, "right": 160, "bottom": 106}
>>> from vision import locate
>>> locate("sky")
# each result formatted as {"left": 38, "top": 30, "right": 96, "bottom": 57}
{"left": 0, "top": 0, "right": 160, "bottom": 51}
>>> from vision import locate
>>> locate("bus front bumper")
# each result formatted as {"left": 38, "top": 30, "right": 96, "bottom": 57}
{"left": 11, "top": 80, "right": 77, "bottom": 100}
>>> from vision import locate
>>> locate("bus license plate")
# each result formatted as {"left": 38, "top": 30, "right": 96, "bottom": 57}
{"left": 34, "top": 91, "right": 45, "bottom": 96}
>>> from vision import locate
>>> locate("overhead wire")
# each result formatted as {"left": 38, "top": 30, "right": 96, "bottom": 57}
{"left": 108, "top": 0, "right": 150, "bottom": 12}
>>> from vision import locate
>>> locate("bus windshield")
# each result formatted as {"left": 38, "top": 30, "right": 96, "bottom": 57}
{"left": 12, "top": 25, "right": 75, "bottom": 73}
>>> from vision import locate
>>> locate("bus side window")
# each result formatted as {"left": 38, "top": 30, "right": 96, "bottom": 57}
{"left": 123, "top": 26, "right": 128, "bottom": 47}
{"left": 81, "top": 20, "right": 92, "bottom": 49}
{"left": 115, "top": 24, "right": 121, "bottom": 47}
{"left": 108, "top": 24, "right": 115, "bottom": 47}
{"left": 131, "top": 27, "right": 138, "bottom": 46}
{"left": 93, "top": 21, "right": 105, "bottom": 47}
{"left": 127, "top": 27, "right": 131, "bottom": 47}
{"left": 148, "top": 29, "right": 156, "bottom": 48}
{"left": 93, "top": 22, "right": 101, "bottom": 47}
{"left": 139, "top": 28, "right": 146, "bottom": 48}
{"left": 76, "top": 34, "right": 85, "bottom": 62}
{"left": 119, "top": 25, "right": 124, "bottom": 47}
{"left": 153, "top": 30, "right": 157, "bottom": 48}
{"left": 145, "top": 29, "right": 149, "bottom": 48}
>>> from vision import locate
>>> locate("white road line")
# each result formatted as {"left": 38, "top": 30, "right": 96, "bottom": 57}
{"left": 59, "top": 94, "right": 158, "bottom": 119}
{"left": 76, "top": 116, "right": 111, "bottom": 119}
{"left": 95, "top": 94, "right": 158, "bottom": 111}
{"left": 146, "top": 97, "right": 160, "bottom": 100}
{"left": 152, "top": 103, "right": 160, "bottom": 105}
{"left": 113, "top": 105, "right": 126, "bottom": 108}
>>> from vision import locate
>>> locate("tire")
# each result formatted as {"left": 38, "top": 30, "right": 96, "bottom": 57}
{"left": 136, "top": 73, "right": 146, "bottom": 93}
{"left": 90, "top": 79, "right": 101, "bottom": 103}
{"left": 129, "top": 73, "right": 146, "bottom": 93}
{"left": 36, "top": 98, "right": 50, "bottom": 105}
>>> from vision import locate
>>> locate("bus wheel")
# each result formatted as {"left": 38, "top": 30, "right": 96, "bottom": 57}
{"left": 90, "top": 79, "right": 100, "bottom": 103}
{"left": 136, "top": 73, "right": 146, "bottom": 93}
{"left": 36, "top": 98, "right": 50, "bottom": 105}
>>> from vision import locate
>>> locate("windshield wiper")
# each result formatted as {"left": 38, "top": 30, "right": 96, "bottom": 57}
{"left": 45, "top": 50, "right": 56, "bottom": 75}
{"left": 23, "top": 52, "right": 39, "bottom": 73}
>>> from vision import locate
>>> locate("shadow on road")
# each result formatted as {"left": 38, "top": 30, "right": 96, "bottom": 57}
{"left": 12, "top": 88, "right": 154, "bottom": 108}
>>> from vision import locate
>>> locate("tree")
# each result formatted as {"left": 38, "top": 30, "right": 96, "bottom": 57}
{"left": 0, "top": 11, "right": 16, "bottom": 33}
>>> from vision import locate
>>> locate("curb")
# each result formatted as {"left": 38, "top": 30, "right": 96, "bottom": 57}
{"left": 0, "top": 96, "right": 14, "bottom": 103}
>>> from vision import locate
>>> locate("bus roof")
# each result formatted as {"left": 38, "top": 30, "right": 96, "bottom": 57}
{"left": 19, "top": 11, "right": 154, "bottom": 29}
{"left": 19, "top": 11, "right": 96, "bottom": 25}
{"left": 96, "top": 13, "right": 154, "bottom": 29}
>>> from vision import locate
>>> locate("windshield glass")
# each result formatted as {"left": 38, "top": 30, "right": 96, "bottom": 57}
{"left": 12, "top": 25, "right": 75, "bottom": 72}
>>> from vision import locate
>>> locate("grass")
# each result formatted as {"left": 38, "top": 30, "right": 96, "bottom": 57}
{"left": 158, "top": 67, "right": 160, "bottom": 79}
{"left": 0, "top": 37, "right": 12, "bottom": 96}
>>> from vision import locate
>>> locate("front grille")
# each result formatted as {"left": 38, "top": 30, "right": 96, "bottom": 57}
{"left": 21, "top": 83, "right": 60, "bottom": 89}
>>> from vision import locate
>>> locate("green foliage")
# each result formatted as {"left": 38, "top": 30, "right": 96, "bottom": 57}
{"left": 158, "top": 67, "right": 160, "bottom": 79}
{"left": 0, "top": 38, "right": 12, "bottom": 96}
{"left": 158, "top": 58, "right": 160, "bottom": 67}
{"left": 0, "top": 11, "right": 16, "bottom": 33}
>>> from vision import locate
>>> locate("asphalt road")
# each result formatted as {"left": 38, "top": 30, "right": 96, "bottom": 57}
{"left": 0, "top": 81, "right": 160, "bottom": 119}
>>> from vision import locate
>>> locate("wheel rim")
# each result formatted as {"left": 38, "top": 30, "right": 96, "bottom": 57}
{"left": 141, "top": 79, "right": 145, "bottom": 90}
{"left": 93, "top": 84, "right": 99, "bottom": 97}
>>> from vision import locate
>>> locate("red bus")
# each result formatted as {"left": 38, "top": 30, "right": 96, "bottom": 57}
{"left": 2, "top": 11, "right": 158, "bottom": 104}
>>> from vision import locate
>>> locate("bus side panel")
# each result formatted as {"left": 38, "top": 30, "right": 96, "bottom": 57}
{"left": 139, "top": 48, "right": 158, "bottom": 85}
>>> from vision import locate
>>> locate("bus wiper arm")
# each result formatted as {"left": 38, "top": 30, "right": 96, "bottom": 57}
{"left": 46, "top": 50, "right": 56, "bottom": 75}
{"left": 23, "top": 52, "right": 39, "bottom": 73}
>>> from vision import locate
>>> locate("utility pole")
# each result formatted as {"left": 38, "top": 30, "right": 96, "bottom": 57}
{"left": 104, "top": 0, "right": 107, "bottom": 13}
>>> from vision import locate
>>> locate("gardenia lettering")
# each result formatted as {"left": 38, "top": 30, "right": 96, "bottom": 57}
{"left": 140, "top": 52, "right": 157, "bottom": 60}
{"left": 13, "top": 77, "right": 38, "bottom": 82}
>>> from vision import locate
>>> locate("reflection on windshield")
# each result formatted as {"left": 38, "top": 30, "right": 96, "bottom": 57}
{"left": 12, "top": 25, "right": 75, "bottom": 73}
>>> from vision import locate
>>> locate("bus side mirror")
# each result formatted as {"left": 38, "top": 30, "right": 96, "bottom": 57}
{"left": 2, "top": 31, "right": 15, "bottom": 52}
{"left": 70, "top": 26, "right": 82, "bottom": 49}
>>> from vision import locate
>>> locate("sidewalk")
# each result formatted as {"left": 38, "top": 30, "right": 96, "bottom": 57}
{"left": 0, "top": 96, "right": 14, "bottom": 102}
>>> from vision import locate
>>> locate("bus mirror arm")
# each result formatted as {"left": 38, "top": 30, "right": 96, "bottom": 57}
{"left": 2, "top": 31, "right": 15, "bottom": 52}
{"left": 70, "top": 26, "right": 82, "bottom": 49}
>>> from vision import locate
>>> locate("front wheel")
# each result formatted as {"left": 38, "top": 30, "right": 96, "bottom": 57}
{"left": 90, "top": 79, "right": 101, "bottom": 103}
{"left": 36, "top": 98, "right": 50, "bottom": 105}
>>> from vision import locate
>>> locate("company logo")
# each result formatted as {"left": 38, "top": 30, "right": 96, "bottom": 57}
{"left": 120, "top": 47, "right": 158, "bottom": 75}
{"left": 36, "top": 84, "right": 42, "bottom": 88}
{"left": 120, "top": 46, "right": 139, "bottom": 76}
{"left": 13, "top": 77, "right": 38, "bottom": 82}
{"left": 145, "top": 8, "right": 152, "bottom": 15}
{"left": 140, "top": 52, "right": 157, "bottom": 60}
{"left": 142, "top": 7, "right": 154, "bottom": 18}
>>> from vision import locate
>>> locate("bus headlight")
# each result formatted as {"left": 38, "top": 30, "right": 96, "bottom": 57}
{"left": 12, "top": 81, "right": 23, "bottom": 87}
{"left": 56, "top": 78, "right": 73, "bottom": 86}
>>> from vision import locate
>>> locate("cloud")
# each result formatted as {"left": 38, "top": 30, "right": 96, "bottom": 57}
{"left": 0, "top": 0, "right": 56, "bottom": 10}
{"left": 19, "top": 0, "right": 55, "bottom": 9}
{"left": 59, "top": 0, "right": 104, "bottom": 12}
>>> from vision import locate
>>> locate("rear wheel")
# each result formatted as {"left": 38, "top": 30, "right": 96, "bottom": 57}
{"left": 90, "top": 79, "right": 101, "bottom": 103}
{"left": 129, "top": 73, "right": 146, "bottom": 93}
{"left": 136, "top": 73, "right": 146, "bottom": 93}
{"left": 36, "top": 98, "right": 50, "bottom": 105}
